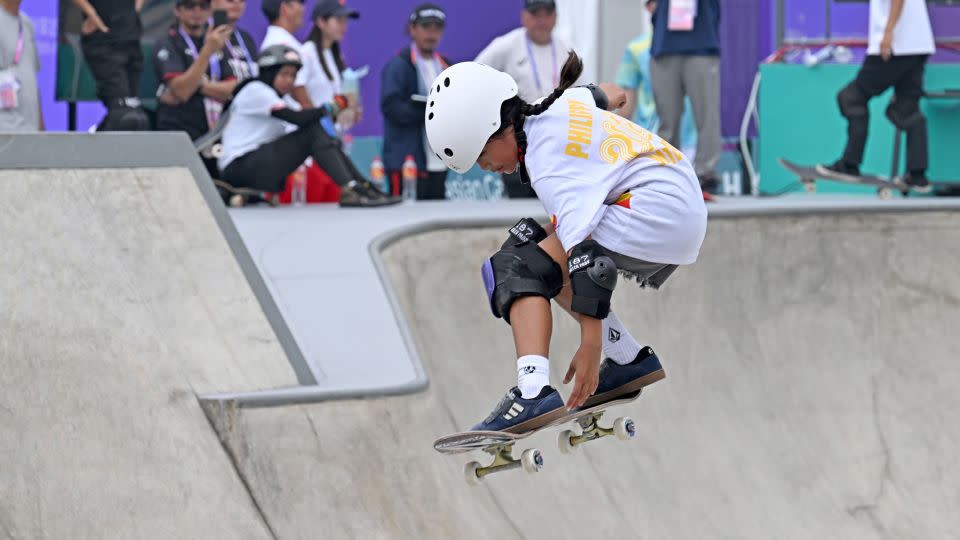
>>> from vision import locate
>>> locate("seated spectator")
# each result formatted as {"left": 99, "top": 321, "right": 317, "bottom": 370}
{"left": 0, "top": 0, "right": 43, "bottom": 132}
{"left": 292, "top": 0, "right": 362, "bottom": 134}
{"left": 213, "top": 0, "right": 258, "bottom": 82}
{"left": 154, "top": 0, "right": 236, "bottom": 178}
{"left": 71, "top": 0, "right": 149, "bottom": 130}
{"left": 381, "top": 3, "right": 450, "bottom": 200}
{"left": 218, "top": 45, "right": 400, "bottom": 207}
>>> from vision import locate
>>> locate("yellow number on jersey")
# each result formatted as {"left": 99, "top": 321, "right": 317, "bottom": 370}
{"left": 598, "top": 111, "right": 682, "bottom": 167}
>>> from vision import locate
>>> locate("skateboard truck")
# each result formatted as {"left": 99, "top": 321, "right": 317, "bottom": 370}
{"left": 558, "top": 412, "right": 637, "bottom": 454}
{"left": 464, "top": 443, "right": 544, "bottom": 485}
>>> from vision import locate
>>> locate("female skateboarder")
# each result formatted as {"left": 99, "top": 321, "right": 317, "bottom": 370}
{"left": 425, "top": 53, "right": 707, "bottom": 432}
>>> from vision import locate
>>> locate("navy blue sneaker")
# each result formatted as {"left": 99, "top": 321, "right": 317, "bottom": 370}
{"left": 582, "top": 346, "right": 666, "bottom": 409}
{"left": 470, "top": 386, "right": 567, "bottom": 433}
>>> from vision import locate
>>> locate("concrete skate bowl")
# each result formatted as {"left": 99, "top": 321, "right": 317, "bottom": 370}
{"left": 207, "top": 208, "right": 960, "bottom": 539}
{"left": 0, "top": 134, "right": 304, "bottom": 538}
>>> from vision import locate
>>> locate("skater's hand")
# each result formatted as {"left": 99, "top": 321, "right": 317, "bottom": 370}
{"left": 563, "top": 343, "right": 602, "bottom": 410}
{"left": 880, "top": 31, "right": 893, "bottom": 61}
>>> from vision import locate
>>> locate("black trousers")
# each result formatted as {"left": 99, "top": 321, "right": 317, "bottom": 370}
{"left": 221, "top": 124, "right": 365, "bottom": 192}
{"left": 502, "top": 170, "right": 536, "bottom": 198}
{"left": 839, "top": 54, "right": 928, "bottom": 174}
{"left": 80, "top": 38, "right": 143, "bottom": 105}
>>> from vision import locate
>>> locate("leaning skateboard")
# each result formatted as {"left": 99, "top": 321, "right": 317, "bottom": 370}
{"left": 778, "top": 158, "right": 907, "bottom": 199}
{"left": 434, "top": 390, "right": 642, "bottom": 485}
{"left": 214, "top": 180, "right": 280, "bottom": 208}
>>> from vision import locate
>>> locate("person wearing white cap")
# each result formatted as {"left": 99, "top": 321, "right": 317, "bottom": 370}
{"left": 424, "top": 54, "right": 706, "bottom": 432}
{"left": 475, "top": 0, "right": 578, "bottom": 198}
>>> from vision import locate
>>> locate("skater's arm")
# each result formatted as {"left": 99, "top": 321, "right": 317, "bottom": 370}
{"left": 564, "top": 317, "right": 602, "bottom": 409}
{"left": 270, "top": 107, "right": 328, "bottom": 127}
{"left": 881, "top": 0, "right": 905, "bottom": 60}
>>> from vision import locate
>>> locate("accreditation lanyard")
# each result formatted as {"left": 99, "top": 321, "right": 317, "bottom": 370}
{"left": 410, "top": 46, "right": 443, "bottom": 94}
{"left": 178, "top": 27, "right": 222, "bottom": 129}
{"left": 525, "top": 37, "right": 557, "bottom": 95}
{"left": 7, "top": 19, "right": 24, "bottom": 67}
{"left": 179, "top": 26, "right": 221, "bottom": 80}
{"left": 226, "top": 30, "right": 256, "bottom": 78}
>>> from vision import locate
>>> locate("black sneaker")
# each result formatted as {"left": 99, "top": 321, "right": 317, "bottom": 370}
{"left": 902, "top": 173, "right": 932, "bottom": 193}
{"left": 816, "top": 160, "right": 861, "bottom": 181}
{"left": 339, "top": 180, "right": 402, "bottom": 207}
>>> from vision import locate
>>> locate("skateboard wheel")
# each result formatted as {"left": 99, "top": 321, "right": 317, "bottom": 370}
{"left": 228, "top": 194, "right": 246, "bottom": 208}
{"left": 614, "top": 417, "right": 636, "bottom": 441}
{"left": 557, "top": 429, "right": 578, "bottom": 455}
{"left": 464, "top": 461, "right": 483, "bottom": 486}
{"left": 521, "top": 449, "right": 544, "bottom": 474}
{"left": 878, "top": 187, "right": 892, "bottom": 200}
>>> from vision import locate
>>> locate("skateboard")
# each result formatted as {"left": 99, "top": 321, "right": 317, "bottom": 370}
{"left": 778, "top": 158, "right": 907, "bottom": 199}
{"left": 434, "top": 390, "right": 642, "bottom": 485}
{"left": 213, "top": 180, "right": 280, "bottom": 208}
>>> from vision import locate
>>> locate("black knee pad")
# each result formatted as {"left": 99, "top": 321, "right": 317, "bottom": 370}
{"left": 568, "top": 240, "right": 617, "bottom": 319}
{"left": 481, "top": 218, "right": 563, "bottom": 324}
{"left": 886, "top": 97, "right": 925, "bottom": 130}
{"left": 837, "top": 83, "right": 868, "bottom": 120}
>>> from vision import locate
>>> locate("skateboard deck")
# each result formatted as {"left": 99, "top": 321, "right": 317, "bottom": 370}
{"left": 214, "top": 180, "right": 280, "bottom": 207}
{"left": 778, "top": 158, "right": 907, "bottom": 199}
{"left": 434, "top": 390, "right": 643, "bottom": 484}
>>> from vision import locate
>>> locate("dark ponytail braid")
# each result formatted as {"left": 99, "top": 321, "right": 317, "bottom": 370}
{"left": 491, "top": 52, "right": 585, "bottom": 184}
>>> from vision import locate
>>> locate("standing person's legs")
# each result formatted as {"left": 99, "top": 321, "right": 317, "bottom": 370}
{"left": 888, "top": 55, "right": 929, "bottom": 179}
{"left": 124, "top": 40, "right": 144, "bottom": 98}
{"left": 419, "top": 171, "right": 448, "bottom": 200}
{"left": 835, "top": 57, "right": 902, "bottom": 170}
{"left": 682, "top": 55, "right": 722, "bottom": 181}
{"left": 80, "top": 39, "right": 126, "bottom": 107}
{"left": 649, "top": 55, "right": 685, "bottom": 150}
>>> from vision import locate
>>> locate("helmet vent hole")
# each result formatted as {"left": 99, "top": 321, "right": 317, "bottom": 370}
{"left": 436, "top": 84, "right": 441, "bottom": 93}
{"left": 429, "top": 101, "right": 434, "bottom": 107}
{"left": 428, "top": 112, "right": 434, "bottom": 120}
{"left": 444, "top": 148, "right": 454, "bottom": 157}
{"left": 444, "top": 77, "right": 450, "bottom": 87}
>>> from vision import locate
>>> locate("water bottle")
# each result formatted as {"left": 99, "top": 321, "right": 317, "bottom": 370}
{"left": 370, "top": 155, "right": 386, "bottom": 194}
{"left": 402, "top": 155, "right": 417, "bottom": 203}
{"left": 291, "top": 164, "right": 307, "bottom": 206}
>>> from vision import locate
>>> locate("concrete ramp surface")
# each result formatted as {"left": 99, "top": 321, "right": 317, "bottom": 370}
{"left": 207, "top": 210, "right": 960, "bottom": 539}
{"left": 0, "top": 167, "right": 296, "bottom": 538}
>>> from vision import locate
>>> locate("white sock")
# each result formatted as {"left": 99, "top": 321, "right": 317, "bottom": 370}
{"left": 602, "top": 311, "right": 643, "bottom": 365}
{"left": 517, "top": 355, "right": 550, "bottom": 398}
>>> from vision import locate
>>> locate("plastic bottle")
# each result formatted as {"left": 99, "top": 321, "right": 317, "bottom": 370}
{"left": 291, "top": 164, "right": 307, "bottom": 206}
{"left": 370, "top": 155, "right": 386, "bottom": 194}
{"left": 402, "top": 155, "right": 418, "bottom": 203}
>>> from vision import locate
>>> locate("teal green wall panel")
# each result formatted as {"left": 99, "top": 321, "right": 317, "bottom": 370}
{"left": 759, "top": 64, "right": 960, "bottom": 195}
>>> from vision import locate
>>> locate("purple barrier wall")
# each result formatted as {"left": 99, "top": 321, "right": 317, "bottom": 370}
{"left": 26, "top": 1, "right": 960, "bottom": 133}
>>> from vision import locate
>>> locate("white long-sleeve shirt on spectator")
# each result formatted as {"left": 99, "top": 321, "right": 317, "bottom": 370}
{"left": 475, "top": 27, "right": 579, "bottom": 103}
{"left": 218, "top": 81, "right": 292, "bottom": 170}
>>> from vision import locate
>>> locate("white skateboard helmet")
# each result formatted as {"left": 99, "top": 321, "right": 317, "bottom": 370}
{"left": 424, "top": 62, "right": 518, "bottom": 173}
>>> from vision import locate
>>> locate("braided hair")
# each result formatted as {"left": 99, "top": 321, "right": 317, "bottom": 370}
{"left": 491, "top": 52, "right": 584, "bottom": 184}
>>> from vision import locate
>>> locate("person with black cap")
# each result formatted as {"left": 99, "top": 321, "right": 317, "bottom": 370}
{"left": 475, "top": 0, "right": 579, "bottom": 198}
{"left": 380, "top": 3, "right": 451, "bottom": 201}
{"left": 218, "top": 45, "right": 400, "bottom": 207}
{"left": 292, "top": 0, "right": 360, "bottom": 123}
{"left": 153, "top": 0, "right": 235, "bottom": 178}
